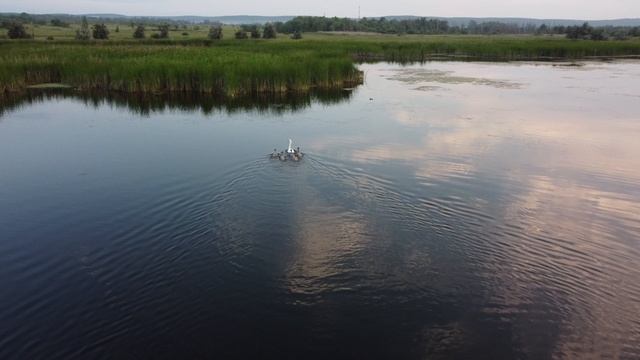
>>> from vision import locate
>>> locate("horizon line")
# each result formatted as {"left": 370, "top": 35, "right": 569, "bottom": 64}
{"left": 2, "top": 11, "right": 639, "bottom": 22}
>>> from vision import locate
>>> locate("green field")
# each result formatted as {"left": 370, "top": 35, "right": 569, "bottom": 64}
{"left": 2, "top": 24, "right": 640, "bottom": 96}
{"left": 2, "top": 23, "right": 241, "bottom": 41}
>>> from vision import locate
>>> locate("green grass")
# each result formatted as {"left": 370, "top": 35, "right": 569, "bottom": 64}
{"left": 302, "top": 33, "right": 640, "bottom": 61}
{"left": 1, "top": 29, "right": 639, "bottom": 95}
{"left": 3, "top": 23, "right": 241, "bottom": 41}
{"left": 0, "top": 41, "right": 362, "bottom": 95}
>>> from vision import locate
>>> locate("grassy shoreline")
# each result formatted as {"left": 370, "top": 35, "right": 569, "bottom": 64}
{"left": 2, "top": 36, "right": 640, "bottom": 95}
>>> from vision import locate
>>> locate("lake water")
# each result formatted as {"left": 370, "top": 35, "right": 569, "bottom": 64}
{"left": 1, "top": 62, "right": 639, "bottom": 359}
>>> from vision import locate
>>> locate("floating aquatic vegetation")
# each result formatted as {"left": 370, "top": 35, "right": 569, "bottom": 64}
{"left": 386, "top": 68, "right": 523, "bottom": 90}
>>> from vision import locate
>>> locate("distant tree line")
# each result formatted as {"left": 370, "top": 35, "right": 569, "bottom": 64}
{"left": 276, "top": 16, "right": 450, "bottom": 34}
{"left": 0, "top": 12, "right": 191, "bottom": 28}
{"left": 3, "top": 12, "right": 640, "bottom": 41}
{"left": 0, "top": 13, "right": 282, "bottom": 41}
{"left": 50, "top": 18, "right": 69, "bottom": 27}
{"left": 273, "top": 16, "right": 640, "bottom": 40}
{"left": 233, "top": 23, "right": 277, "bottom": 39}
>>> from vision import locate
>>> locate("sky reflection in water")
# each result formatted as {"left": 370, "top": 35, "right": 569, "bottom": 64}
{"left": 0, "top": 61, "right": 639, "bottom": 359}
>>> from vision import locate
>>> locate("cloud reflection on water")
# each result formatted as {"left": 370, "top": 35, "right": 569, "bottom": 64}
{"left": 306, "top": 61, "right": 640, "bottom": 358}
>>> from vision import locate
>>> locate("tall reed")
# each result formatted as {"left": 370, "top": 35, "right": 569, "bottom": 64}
{"left": 0, "top": 42, "right": 362, "bottom": 95}
{"left": 1, "top": 37, "right": 639, "bottom": 95}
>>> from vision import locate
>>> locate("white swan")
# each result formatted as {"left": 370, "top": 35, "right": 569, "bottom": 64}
{"left": 287, "top": 139, "right": 295, "bottom": 153}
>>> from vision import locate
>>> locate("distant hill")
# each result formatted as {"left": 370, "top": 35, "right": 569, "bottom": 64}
{"left": 83, "top": 13, "right": 129, "bottom": 19}
{"left": 168, "top": 15, "right": 295, "bottom": 24}
{"left": 75, "top": 14, "right": 295, "bottom": 24}
{"left": 383, "top": 16, "right": 640, "bottom": 27}
{"left": 1, "top": 12, "right": 639, "bottom": 26}
{"left": 0, "top": 12, "right": 295, "bottom": 24}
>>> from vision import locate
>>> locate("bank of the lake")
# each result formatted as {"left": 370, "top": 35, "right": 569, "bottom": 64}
{"left": 2, "top": 36, "right": 640, "bottom": 94}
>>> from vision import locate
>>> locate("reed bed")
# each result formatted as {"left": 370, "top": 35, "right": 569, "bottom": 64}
{"left": 1, "top": 36, "right": 639, "bottom": 95}
{"left": 0, "top": 42, "right": 361, "bottom": 95}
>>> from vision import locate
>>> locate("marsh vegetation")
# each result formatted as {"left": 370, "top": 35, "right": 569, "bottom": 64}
{"left": 0, "top": 41, "right": 362, "bottom": 95}
{"left": 1, "top": 15, "right": 640, "bottom": 95}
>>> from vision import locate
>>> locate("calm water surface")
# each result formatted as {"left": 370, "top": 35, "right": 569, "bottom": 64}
{"left": 1, "top": 62, "right": 639, "bottom": 359}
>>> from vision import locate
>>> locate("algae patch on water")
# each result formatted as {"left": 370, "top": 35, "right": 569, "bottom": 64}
{"left": 386, "top": 68, "right": 523, "bottom": 90}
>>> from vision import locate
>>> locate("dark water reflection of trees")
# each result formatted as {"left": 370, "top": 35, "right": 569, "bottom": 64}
{"left": 0, "top": 88, "right": 356, "bottom": 118}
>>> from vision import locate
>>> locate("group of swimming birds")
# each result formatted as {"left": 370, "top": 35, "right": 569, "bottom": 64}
{"left": 270, "top": 139, "right": 304, "bottom": 162}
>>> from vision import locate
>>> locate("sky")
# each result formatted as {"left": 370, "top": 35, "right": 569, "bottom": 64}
{"left": 2, "top": 0, "right": 639, "bottom": 20}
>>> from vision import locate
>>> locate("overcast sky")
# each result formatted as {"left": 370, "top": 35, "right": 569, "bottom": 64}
{"left": 2, "top": 0, "right": 639, "bottom": 19}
